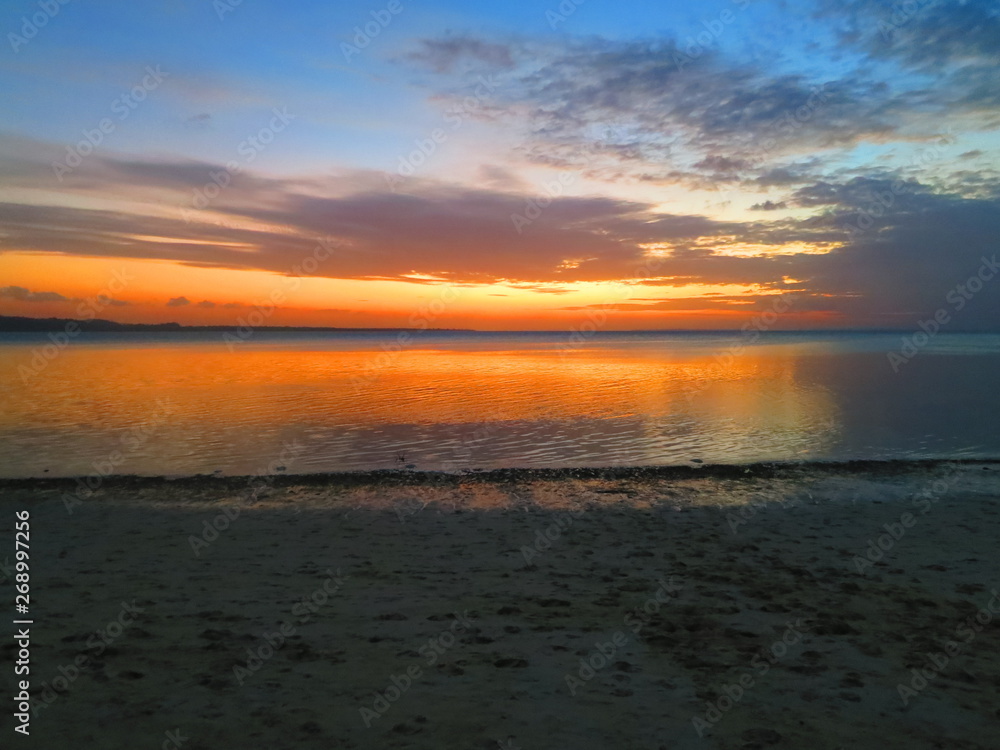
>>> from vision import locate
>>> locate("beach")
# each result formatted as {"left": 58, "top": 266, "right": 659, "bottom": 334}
{"left": 3, "top": 460, "right": 999, "bottom": 749}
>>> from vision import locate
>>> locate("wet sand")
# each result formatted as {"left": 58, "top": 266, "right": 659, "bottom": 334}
{"left": 2, "top": 460, "right": 999, "bottom": 749}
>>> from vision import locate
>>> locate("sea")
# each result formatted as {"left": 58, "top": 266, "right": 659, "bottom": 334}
{"left": 1, "top": 330, "right": 999, "bottom": 478}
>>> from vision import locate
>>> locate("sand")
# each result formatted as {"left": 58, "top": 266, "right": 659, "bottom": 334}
{"left": 2, "top": 460, "right": 999, "bottom": 749}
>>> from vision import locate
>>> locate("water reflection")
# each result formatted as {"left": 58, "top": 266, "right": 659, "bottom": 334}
{"left": 0, "top": 332, "right": 997, "bottom": 477}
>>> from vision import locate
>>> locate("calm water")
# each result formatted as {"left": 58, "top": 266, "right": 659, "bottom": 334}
{"left": 1, "top": 330, "right": 999, "bottom": 478}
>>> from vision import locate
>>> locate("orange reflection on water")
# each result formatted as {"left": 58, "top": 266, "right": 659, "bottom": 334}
{"left": 0, "top": 336, "right": 840, "bottom": 476}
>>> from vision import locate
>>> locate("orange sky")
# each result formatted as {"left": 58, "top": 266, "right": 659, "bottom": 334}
{"left": 0, "top": 251, "right": 843, "bottom": 330}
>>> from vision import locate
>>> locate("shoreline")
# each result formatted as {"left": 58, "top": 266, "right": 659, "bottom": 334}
{"left": 3, "top": 456, "right": 1000, "bottom": 490}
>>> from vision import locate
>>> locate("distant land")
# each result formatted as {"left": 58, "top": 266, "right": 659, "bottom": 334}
{"left": 1, "top": 315, "right": 996, "bottom": 335}
{"left": 0, "top": 315, "right": 473, "bottom": 333}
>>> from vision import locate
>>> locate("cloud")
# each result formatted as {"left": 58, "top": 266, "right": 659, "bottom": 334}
{"left": 399, "top": 35, "right": 909, "bottom": 187}
{"left": 184, "top": 113, "right": 212, "bottom": 129}
{"left": 96, "top": 295, "right": 130, "bottom": 307}
{"left": 0, "top": 127, "right": 998, "bottom": 328}
{"left": 397, "top": 15, "right": 1000, "bottom": 199}
{"left": 0, "top": 286, "right": 71, "bottom": 302}
{"left": 559, "top": 294, "right": 788, "bottom": 312}
{"left": 816, "top": 0, "right": 1000, "bottom": 70}
{"left": 812, "top": 0, "right": 1000, "bottom": 127}
{"left": 0, "top": 283, "right": 124, "bottom": 307}
{"left": 693, "top": 156, "right": 753, "bottom": 174}
{"left": 476, "top": 164, "right": 530, "bottom": 192}
{"left": 0, "top": 4, "right": 997, "bottom": 331}
{"left": 405, "top": 36, "right": 515, "bottom": 73}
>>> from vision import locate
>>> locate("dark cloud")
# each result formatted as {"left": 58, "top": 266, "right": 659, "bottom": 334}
{"left": 816, "top": 0, "right": 1000, "bottom": 70}
{"left": 401, "top": 36, "right": 908, "bottom": 186}
{"left": 814, "top": 0, "right": 1000, "bottom": 124}
{"left": 400, "top": 15, "right": 999, "bottom": 196}
{"left": 693, "top": 156, "right": 753, "bottom": 173}
{"left": 184, "top": 113, "right": 212, "bottom": 129}
{"left": 0, "top": 133, "right": 998, "bottom": 329}
{"left": 0, "top": 286, "right": 71, "bottom": 302}
{"left": 559, "top": 294, "right": 788, "bottom": 312}
{"left": 0, "top": 146, "right": 754, "bottom": 287}
{"left": 96, "top": 295, "right": 130, "bottom": 307}
{"left": 166, "top": 296, "right": 191, "bottom": 307}
{"left": 788, "top": 175, "right": 933, "bottom": 209}
{"left": 405, "top": 36, "right": 515, "bottom": 73}
{"left": 754, "top": 162, "right": 826, "bottom": 187}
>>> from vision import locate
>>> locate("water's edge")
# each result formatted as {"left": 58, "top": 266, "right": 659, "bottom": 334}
{"left": 3, "top": 457, "right": 998, "bottom": 491}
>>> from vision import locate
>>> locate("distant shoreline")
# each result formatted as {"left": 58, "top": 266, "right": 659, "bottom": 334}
{"left": 2, "top": 315, "right": 999, "bottom": 335}
{"left": 0, "top": 315, "right": 473, "bottom": 333}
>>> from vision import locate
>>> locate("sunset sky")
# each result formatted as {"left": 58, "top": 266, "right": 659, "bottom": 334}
{"left": 1, "top": 0, "right": 998, "bottom": 330}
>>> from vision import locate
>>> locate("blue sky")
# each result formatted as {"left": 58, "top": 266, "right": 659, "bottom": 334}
{"left": 0, "top": 0, "right": 855, "bottom": 171}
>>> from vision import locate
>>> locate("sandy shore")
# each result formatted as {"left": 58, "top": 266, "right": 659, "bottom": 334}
{"left": 2, "top": 460, "right": 999, "bottom": 749}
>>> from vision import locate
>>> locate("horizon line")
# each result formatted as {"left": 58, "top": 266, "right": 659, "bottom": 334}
{"left": 1, "top": 314, "right": 999, "bottom": 335}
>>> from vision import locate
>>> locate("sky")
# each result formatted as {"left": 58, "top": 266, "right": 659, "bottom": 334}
{"left": 0, "top": 0, "right": 998, "bottom": 330}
